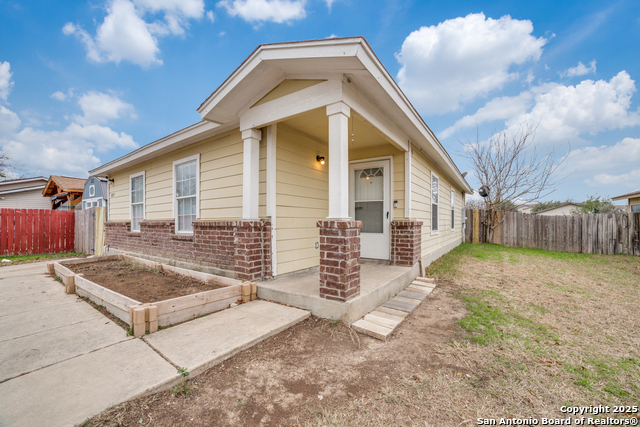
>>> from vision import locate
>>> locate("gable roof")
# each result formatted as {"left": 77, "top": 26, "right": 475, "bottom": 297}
{"left": 612, "top": 189, "right": 640, "bottom": 201}
{"left": 534, "top": 202, "right": 580, "bottom": 214}
{"left": 0, "top": 176, "right": 48, "bottom": 186}
{"left": 42, "top": 175, "right": 86, "bottom": 197}
{"left": 90, "top": 37, "right": 472, "bottom": 193}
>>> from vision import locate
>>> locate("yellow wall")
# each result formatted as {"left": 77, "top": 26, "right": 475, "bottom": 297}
{"left": 275, "top": 126, "right": 328, "bottom": 275}
{"left": 349, "top": 144, "right": 406, "bottom": 221}
{"left": 630, "top": 197, "right": 640, "bottom": 212}
{"left": 108, "top": 129, "right": 244, "bottom": 221}
{"left": 410, "top": 145, "right": 465, "bottom": 259}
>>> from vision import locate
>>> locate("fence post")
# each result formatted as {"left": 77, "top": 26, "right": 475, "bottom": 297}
{"left": 472, "top": 209, "right": 479, "bottom": 243}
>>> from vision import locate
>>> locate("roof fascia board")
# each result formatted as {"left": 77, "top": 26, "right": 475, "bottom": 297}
{"left": 0, "top": 177, "right": 47, "bottom": 186}
{"left": 89, "top": 120, "right": 226, "bottom": 177}
{"left": 342, "top": 79, "right": 409, "bottom": 152}
{"left": 236, "top": 72, "right": 286, "bottom": 118}
{"left": 612, "top": 191, "right": 640, "bottom": 201}
{"left": 240, "top": 79, "right": 342, "bottom": 131}
{"left": 198, "top": 39, "right": 363, "bottom": 118}
{"left": 0, "top": 185, "right": 46, "bottom": 195}
{"left": 354, "top": 42, "right": 472, "bottom": 193}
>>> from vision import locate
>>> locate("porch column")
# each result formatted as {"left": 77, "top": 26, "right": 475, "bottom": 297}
{"left": 242, "top": 128, "right": 261, "bottom": 219}
{"left": 326, "top": 102, "right": 350, "bottom": 219}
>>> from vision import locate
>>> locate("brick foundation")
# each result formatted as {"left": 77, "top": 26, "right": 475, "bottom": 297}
{"left": 316, "top": 220, "right": 362, "bottom": 302}
{"left": 390, "top": 220, "right": 423, "bottom": 266}
{"left": 105, "top": 219, "right": 271, "bottom": 281}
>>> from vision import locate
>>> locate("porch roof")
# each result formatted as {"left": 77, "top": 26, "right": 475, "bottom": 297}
{"left": 89, "top": 37, "right": 472, "bottom": 194}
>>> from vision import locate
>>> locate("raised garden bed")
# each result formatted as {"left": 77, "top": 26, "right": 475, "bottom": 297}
{"left": 48, "top": 254, "right": 256, "bottom": 337}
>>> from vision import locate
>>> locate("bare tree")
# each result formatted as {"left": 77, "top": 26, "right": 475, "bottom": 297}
{"left": 460, "top": 124, "right": 569, "bottom": 242}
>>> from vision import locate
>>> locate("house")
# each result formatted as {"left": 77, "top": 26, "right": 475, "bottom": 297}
{"left": 612, "top": 190, "right": 640, "bottom": 213}
{"left": 0, "top": 177, "right": 51, "bottom": 209}
{"left": 534, "top": 202, "right": 580, "bottom": 216}
{"left": 42, "top": 175, "right": 86, "bottom": 210}
{"left": 89, "top": 37, "right": 472, "bottom": 315}
{"left": 517, "top": 204, "right": 535, "bottom": 214}
{"left": 80, "top": 176, "right": 109, "bottom": 210}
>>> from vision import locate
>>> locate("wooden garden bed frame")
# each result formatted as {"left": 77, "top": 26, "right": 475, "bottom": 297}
{"left": 47, "top": 254, "right": 257, "bottom": 337}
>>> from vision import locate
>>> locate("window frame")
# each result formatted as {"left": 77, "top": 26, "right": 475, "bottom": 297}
{"left": 431, "top": 171, "right": 439, "bottom": 235}
{"left": 172, "top": 153, "right": 200, "bottom": 235}
{"left": 89, "top": 184, "right": 95, "bottom": 197}
{"left": 451, "top": 187, "right": 455, "bottom": 231}
{"left": 129, "top": 171, "right": 145, "bottom": 232}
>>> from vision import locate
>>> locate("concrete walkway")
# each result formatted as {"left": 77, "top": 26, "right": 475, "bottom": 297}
{"left": 0, "top": 261, "right": 309, "bottom": 427}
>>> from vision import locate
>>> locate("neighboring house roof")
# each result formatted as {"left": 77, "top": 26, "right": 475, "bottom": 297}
{"left": 534, "top": 202, "right": 580, "bottom": 215}
{"left": 0, "top": 176, "right": 48, "bottom": 186}
{"left": 42, "top": 175, "right": 86, "bottom": 197}
{"left": 612, "top": 189, "right": 640, "bottom": 201}
{"left": 89, "top": 37, "right": 472, "bottom": 194}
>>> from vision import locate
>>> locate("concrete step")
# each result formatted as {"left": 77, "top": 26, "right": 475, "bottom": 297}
{"left": 352, "top": 277, "right": 437, "bottom": 341}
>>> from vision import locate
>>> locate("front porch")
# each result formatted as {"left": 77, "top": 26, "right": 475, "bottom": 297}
{"left": 257, "top": 261, "right": 419, "bottom": 324}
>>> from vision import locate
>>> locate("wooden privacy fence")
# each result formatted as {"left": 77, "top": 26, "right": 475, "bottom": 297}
{"left": 465, "top": 209, "right": 640, "bottom": 256}
{"left": 74, "top": 206, "right": 107, "bottom": 256}
{"left": 0, "top": 208, "right": 75, "bottom": 255}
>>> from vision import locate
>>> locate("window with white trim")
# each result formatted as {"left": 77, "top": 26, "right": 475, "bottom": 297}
{"left": 130, "top": 172, "right": 145, "bottom": 232}
{"left": 451, "top": 188, "right": 455, "bottom": 231}
{"left": 431, "top": 173, "right": 439, "bottom": 233}
{"left": 89, "top": 184, "right": 95, "bottom": 197}
{"left": 174, "top": 154, "right": 199, "bottom": 234}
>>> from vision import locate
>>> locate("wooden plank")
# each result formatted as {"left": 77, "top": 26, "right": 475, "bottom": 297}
{"left": 13, "top": 209, "right": 21, "bottom": 255}
{"left": 398, "top": 290, "right": 427, "bottom": 301}
{"left": 43, "top": 210, "right": 49, "bottom": 253}
{"left": 74, "top": 275, "right": 141, "bottom": 310}
{"left": 26, "top": 210, "right": 33, "bottom": 254}
{"left": 157, "top": 295, "right": 240, "bottom": 327}
{"left": 94, "top": 207, "right": 105, "bottom": 256}
{"left": 472, "top": 209, "right": 479, "bottom": 244}
{"left": 382, "top": 298, "right": 419, "bottom": 313}
{"left": 371, "top": 309, "right": 405, "bottom": 322}
{"left": 58, "top": 255, "right": 121, "bottom": 265}
{"left": 161, "top": 263, "right": 240, "bottom": 287}
{"left": 375, "top": 305, "right": 409, "bottom": 318}
{"left": 351, "top": 318, "right": 393, "bottom": 341}
{"left": 75, "top": 286, "right": 130, "bottom": 324}
{"left": 364, "top": 313, "right": 401, "bottom": 330}
{"left": 0, "top": 209, "right": 6, "bottom": 255}
{"left": 155, "top": 285, "right": 242, "bottom": 315}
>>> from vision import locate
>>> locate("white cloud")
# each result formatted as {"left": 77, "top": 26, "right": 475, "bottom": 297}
{"left": 325, "top": 0, "right": 337, "bottom": 11}
{"left": 206, "top": 10, "right": 215, "bottom": 22}
{"left": 64, "top": 0, "right": 206, "bottom": 68}
{"left": 561, "top": 60, "right": 596, "bottom": 78}
{"left": 441, "top": 71, "right": 640, "bottom": 144}
{"left": 0, "top": 64, "right": 138, "bottom": 176}
{"left": 75, "top": 91, "right": 135, "bottom": 125}
{"left": 587, "top": 169, "right": 640, "bottom": 188}
{"left": 396, "top": 13, "right": 547, "bottom": 114}
{"left": 0, "top": 62, "right": 13, "bottom": 102}
{"left": 217, "top": 0, "right": 306, "bottom": 24}
{"left": 51, "top": 88, "right": 74, "bottom": 102}
{"left": 567, "top": 137, "right": 640, "bottom": 188}
{"left": 440, "top": 92, "right": 532, "bottom": 139}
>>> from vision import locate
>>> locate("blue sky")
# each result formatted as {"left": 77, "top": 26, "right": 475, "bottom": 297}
{"left": 1, "top": 0, "right": 639, "bottom": 203}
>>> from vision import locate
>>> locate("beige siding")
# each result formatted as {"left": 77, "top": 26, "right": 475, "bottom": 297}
{"left": 349, "top": 145, "right": 405, "bottom": 220}
{"left": 276, "top": 127, "right": 328, "bottom": 275}
{"left": 411, "top": 145, "right": 464, "bottom": 259}
{"left": 630, "top": 197, "right": 640, "bottom": 213}
{"left": 109, "top": 129, "right": 244, "bottom": 222}
{"left": 0, "top": 188, "right": 51, "bottom": 210}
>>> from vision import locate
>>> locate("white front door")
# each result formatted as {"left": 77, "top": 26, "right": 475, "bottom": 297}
{"left": 349, "top": 159, "right": 391, "bottom": 260}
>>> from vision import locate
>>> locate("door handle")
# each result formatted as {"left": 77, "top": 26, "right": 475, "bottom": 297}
{"left": 386, "top": 211, "right": 389, "bottom": 219}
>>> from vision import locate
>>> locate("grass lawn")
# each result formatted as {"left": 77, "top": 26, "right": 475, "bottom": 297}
{"left": 84, "top": 243, "right": 640, "bottom": 426}
{"left": 0, "top": 252, "right": 83, "bottom": 265}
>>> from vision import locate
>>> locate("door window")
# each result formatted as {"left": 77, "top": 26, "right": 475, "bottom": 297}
{"left": 354, "top": 167, "right": 384, "bottom": 233}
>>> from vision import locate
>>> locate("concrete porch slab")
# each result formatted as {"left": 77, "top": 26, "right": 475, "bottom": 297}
{"left": 144, "top": 300, "right": 310, "bottom": 377}
{"left": 257, "top": 263, "right": 419, "bottom": 324}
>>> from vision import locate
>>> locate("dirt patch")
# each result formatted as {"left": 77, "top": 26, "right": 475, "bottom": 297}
{"left": 69, "top": 260, "right": 225, "bottom": 303}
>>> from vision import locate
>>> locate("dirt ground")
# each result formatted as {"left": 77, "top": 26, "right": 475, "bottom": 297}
{"left": 84, "top": 244, "right": 640, "bottom": 427}
{"left": 69, "top": 260, "right": 224, "bottom": 302}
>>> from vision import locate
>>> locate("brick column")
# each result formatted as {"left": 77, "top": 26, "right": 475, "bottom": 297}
{"left": 235, "top": 220, "right": 271, "bottom": 281}
{"left": 390, "top": 220, "right": 423, "bottom": 266}
{"left": 316, "top": 220, "right": 362, "bottom": 302}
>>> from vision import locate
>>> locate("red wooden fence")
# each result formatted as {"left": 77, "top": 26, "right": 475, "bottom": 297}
{"left": 0, "top": 209, "right": 75, "bottom": 255}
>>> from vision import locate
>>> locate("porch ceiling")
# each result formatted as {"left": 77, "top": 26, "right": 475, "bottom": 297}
{"left": 281, "top": 108, "right": 390, "bottom": 150}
